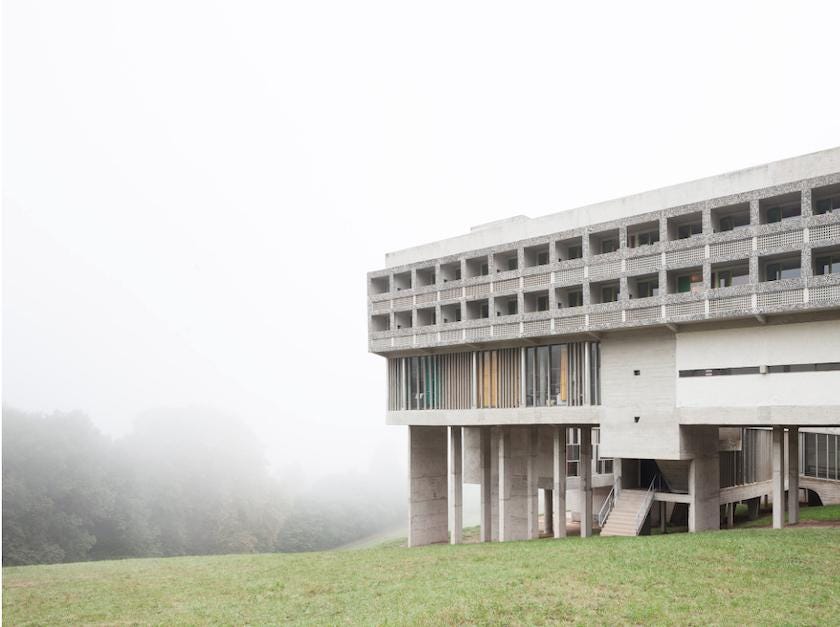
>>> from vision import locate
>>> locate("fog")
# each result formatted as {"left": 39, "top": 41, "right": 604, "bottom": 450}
{"left": 4, "top": 2, "right": 840, "bottom": 556}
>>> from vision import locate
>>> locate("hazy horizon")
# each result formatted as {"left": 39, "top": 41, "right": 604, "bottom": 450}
{"left": 5, "top": 1, "right": 840, "bottom": 486}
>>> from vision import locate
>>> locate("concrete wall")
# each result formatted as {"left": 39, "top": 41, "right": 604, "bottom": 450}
{"left": 676, "top": 319, "right": 840, "bottom": 408}
{"left": 599, "top": 329, "right": 681, "bottom": 459}
{"left": 408, "top": 426, "right": 448, "bottom": 546}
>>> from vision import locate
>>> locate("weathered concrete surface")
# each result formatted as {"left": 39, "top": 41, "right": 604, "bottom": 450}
{"left": 408, "top": 426, "right": 448, "bottom": 547}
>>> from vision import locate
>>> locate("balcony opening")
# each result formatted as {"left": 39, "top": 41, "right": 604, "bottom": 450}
{"left": 590, "top": 280, "right": 620, "bottom": 304}
{"left": 712, "top": 202, "right": 750, "bottom": 232}
{"left": 394, "top": 310, "right": 413, "bottom": 329}
{"left": 440, "top": 303, "right": 462, "bottom": 324}
{"left": 813, "top": 183, "right": 840, "bottom": 215}
{"left": 371, "top": 314, "right": 390, "bottom": 332}
{"left": 466, "top": 298, "right": 490, "bottom": 320}
{"left": 667, "top": 267, "right": 703, "bottom": 294}
{"left": 416, "top": 307, "right": 436, "bottom": 326}
{"left": 370, "top": 275, "right": 390, "bottom": 295}
{"left": 466, "top": 255, "right": 490, "bottom": 278}
{"left": 627, "top": 221, "right": 660, "bottom": 248}
{"left": 760, "top": 192, "right": 801, "bottom": 224}
{"left": 590, "top": 229, "right": 620, "bottom": 255}
{"left": 711, "top": 261, "right": 750, "bottom": 288}
{"left": 524, "top": 290, "right": 550, "bottom": 312}
{"left": 494, "top": 294, "right": 518, "bottom": 317}
{"left": 393, "top": 271, "right": 412, "bottom": 291}
{"left": 415, "top": 267, "right": 436, "bottom": 287}
{"left": 493, "top": 250, "right": 518, "bottom": 273}
{"left": 556, "top": 236, "right": 583, "bottom": 261}
{"left": 628, "top": 273, "right": 660, "bottom": 299}
{"left": 556, "top": 285, "right": 584, "bottom": 308}
{"left": 524, "top": 243, "right": 551, "bottom": 267}
{"left": 440, "top": 260, "right": 462, "bottom": 283}
{"left": 760, "top": 253, "right": 801, "bottom": 282}
{"left": 668, "top": 211, "right": 703, "bottom": 240}
{"left": 813, "top": 245, "right": 840, "bottom": 276}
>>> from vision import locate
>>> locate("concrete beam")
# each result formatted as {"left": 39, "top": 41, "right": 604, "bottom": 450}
{"left": 449, "top": 426, "right": 463, "bottom": 544}
{"left": 772, "top": 426, "right": 785, "bottom": 529}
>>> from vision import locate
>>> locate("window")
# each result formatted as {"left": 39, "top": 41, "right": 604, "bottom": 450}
{"left": 476, "top": 348, "right": 521, "bottom": 409}
{"left": 525, "top": 342, "right": 599, "bottom": 407}
{"left": 601, "top": 285, "right": 619, "bottom": 302}
{"left": 568, "top": 245, "right": 583, "bottom": 259}
{"left": 629, "top": 230, "right": 659, "bottom": 248}
{"left": 600, "top": 238, "right": 619, "bottom": 254}
{"left": 765, "top": 204, "right": 801, "bottom": 223}
{"left": 635, "top": 280, "right": 659, "bottom": 298}
{"left": 764, "top": 258, "right": 800, "bottom": 281}
{"left": 536, "top": 295, "right": 549, "bottom": 311}
{"left": 718, "top": 214, "right": 749, "bottom": 231}
{"left": 815, "top": 253, "right": 840, "bottom": 275}
{"left": 480, "top": 303, "right": 489, "bottom": 318}
{"left": 676, "top": 271, "right": 703, "bottom": 293}
{"left": 568, "top": 290, "right": 583, "bottom": 307}
{"left": 537, "top": 251, "right": 550, "bottom": 266}
{"left": 815, "top": 197, "right": 840, "bottom": 215}
{"left": 507, "top": 257, "right": 518, "bottom": 271}
{"left": 711, "top": 265, "right": 749, "bottom": 288}
{"left": 507, "top": 299, "right": 517, "bottom": 315}
{"left": 677, "top": 223, "right": 702, "bottom": 239}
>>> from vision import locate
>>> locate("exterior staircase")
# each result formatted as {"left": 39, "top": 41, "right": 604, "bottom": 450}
{"left": 599, "top": 489, "right": 655, "bottom": 537}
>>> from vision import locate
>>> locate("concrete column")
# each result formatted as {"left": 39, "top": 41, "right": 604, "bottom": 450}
{"left": 479, "top": 426, "right": 492, "bottom": 542}
{"left": 688, "top": 454, "right": 720, "bottom": 532}
{"left": 660, "top": 501, "right": 667, "bottom": 533}
{"left": 579, "top": 426, "right": 593, "bottom": 537}
{"left": 613, "top": 458, "right": 623, "bottom": 498}
{"left": 544, "top": 490, "right": 553, "bottom": 535}
{"left": 498, "top": 427, "right": 512, "bottom": 541}
{"left": 553, "top": 426, "right": 567, "bottom": 538}
{"left": 408, "top": 426, "right": 448, "bottom": 547}
{"left": 449, "top": 426, "right": 463, "bottom": 544}
{"left": 772, "top": 426, "right": 785, "bottom": 529}
{"left": 726, "top": 502, "right": 734, "bottom": 529}
{"left": 490, "top": 427, "right": 500, "bottom": 541}
{"left": 527, "top": 426, "right": 539, "bottom": 539}
{"left": 788, "top": 427, "right": 800, "bottom": 525}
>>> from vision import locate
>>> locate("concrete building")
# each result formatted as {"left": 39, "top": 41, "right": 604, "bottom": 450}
{"left": 367, "top": 148, "right": 840, "bottom": 545}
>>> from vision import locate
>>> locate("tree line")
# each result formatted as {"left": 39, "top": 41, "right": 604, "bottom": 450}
{"left": 2, "top": 407, "right": 405, "bottom": 566}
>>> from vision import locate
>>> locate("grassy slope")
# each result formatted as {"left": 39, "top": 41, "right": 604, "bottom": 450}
{"left": 736, "top": 503, "right": 840, "bottom": 528}
{"left": 4, "top": 526, "right": 840, "bottom": 625}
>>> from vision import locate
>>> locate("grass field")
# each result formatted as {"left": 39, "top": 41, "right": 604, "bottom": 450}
{"left": 4, "top": 518, "right": 840, "bottom": 625}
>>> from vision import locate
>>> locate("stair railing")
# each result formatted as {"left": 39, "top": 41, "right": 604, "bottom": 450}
{"left": 634, "top": 474, "right": 659, "bottom": 532}
{"left": 597, "top": 485, "right": 615, "bottom": 528}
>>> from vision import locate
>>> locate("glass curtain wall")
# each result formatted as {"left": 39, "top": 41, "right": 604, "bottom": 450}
{"left": 476, "top": 348, "right": 521, "bottom": 409}
{"left": 387, "top": 353, "right": 471, "bottom": 411}
{"left": 802, "top": 431, "right": 840, "bottom": 480}
{"left": 525, "top": 341, "right": 600, "bottom": 407}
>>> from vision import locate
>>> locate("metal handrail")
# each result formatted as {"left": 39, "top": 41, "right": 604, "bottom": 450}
{"left": 597, "top": 485, "right": 615, "bottom": 527}
{"left": 634, "top": 475, "right": 659, "bottom": 531}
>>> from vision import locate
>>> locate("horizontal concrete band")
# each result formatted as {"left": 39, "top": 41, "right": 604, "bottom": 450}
{"left": 388, "top": 405, "right": 840, "bottom": 427}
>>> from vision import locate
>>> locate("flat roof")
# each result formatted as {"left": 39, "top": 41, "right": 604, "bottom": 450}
{"left": 385, "top": 146, "right": 840, "bottom": 268}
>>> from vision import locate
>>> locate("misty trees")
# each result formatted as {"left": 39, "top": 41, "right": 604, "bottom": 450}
{"left": 2, "top": 407, "right": 406, "bottom": 566}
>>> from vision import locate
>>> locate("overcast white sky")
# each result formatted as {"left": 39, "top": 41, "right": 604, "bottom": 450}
{"left": 4, "top": 1, "right": 840, "bottom": 481}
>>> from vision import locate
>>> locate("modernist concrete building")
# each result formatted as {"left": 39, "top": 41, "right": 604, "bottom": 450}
{"left": 368, "top": 148, "right": 840, "bottom": 545}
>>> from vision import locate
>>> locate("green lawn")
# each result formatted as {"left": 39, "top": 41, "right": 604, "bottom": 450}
{"left": 4, "top": 524, "right": 840, "bottom": 625}
{"left": 736, "top": 503, "right": 840, "bottom": 528}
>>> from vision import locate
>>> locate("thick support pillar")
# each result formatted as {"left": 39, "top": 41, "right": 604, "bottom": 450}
{"left": 498, "top": 427, "right": 512, "bottom": 541}
{"left": 544, "top": 490, "right": 553, "bottom": 535}
{"left": 726, "top": 502, "right": 735, "bottom": 529}
{"left": 688, "top": 456, "right": 720, "bottom": 532}
{"left": 479, "top": 426, "right": 492, "bottom": 542}
{"left": 527, "top": 427, "right": 539, "bottom": 539}
{"left": 660, "top": 501, "right": 667, "bottom": 533}
{"left": 579, "top": 426, "right": 593, "bottom": 537}
{"left": 408, "top": 426, "right": 448, "bottom": 547}
{"left": 553, "top": 426, "right": 567, "bottom": 538}
{"left": 788, "top": 427, "right": 799, "bottom": 525}
{"left": 772, "top": 426, "right": 785, "bottom": 529}
{"left": 449, "top": 426, "right": 463, "bottom": 544}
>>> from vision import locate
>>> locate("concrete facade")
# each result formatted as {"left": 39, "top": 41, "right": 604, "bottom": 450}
{"left": 376, "top": 149, "right": 840, "bottom": 546}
